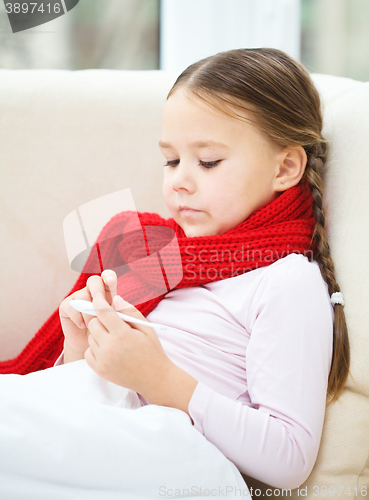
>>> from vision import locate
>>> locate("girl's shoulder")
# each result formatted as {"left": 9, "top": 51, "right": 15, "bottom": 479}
{"left": 207, "top": 253, "right": 324, "bottom": 293}
{"left": 201, "top": 253, "right": 332, "bottom": 327}
{"left": 258, "top": 252, "right": 322, "bottom": 281}
{"left": 246, "top": 253, "right": 333, "bottom": 328}
{"left": 249, "top": 253, "right": 328, "bottom": 299}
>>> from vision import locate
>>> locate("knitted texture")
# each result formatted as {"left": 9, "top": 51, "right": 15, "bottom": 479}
{"left": 0, "top": 179, "right": 316, "bottom": 375}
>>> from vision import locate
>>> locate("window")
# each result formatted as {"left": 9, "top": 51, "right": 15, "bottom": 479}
{"left": 1, "top": 0, "right": 368, "bottom": 81}
{"left": 0, "top": 0, "right": 160, "bottom": 70}
{"left": 301, "top": 0, "right": 369, "bottom": 81}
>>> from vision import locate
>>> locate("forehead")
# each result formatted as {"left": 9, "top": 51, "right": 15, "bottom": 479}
{"left": 165, "top": 87, "right": 261, "bottom": 124}
{"left": 161, "top": 88, "right": 268, "bottom": 151}
{"left": 164, "top": 87, "right": 232, "bottom": 117}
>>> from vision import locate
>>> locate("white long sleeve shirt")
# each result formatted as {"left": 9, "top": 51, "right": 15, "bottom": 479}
{"left": 57, "top": 253, "right": 334, "bottom": 489}
{"left": 145, "top": 253, "right": 334, "bottom": 489}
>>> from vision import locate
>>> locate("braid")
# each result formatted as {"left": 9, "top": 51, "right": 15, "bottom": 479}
{"left": 304, "top": 142, "right": 351, "bottom": 404}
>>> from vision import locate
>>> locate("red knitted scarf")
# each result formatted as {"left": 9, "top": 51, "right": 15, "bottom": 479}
{"left": 0, "top": 179, "right": 316, "bottom": 375}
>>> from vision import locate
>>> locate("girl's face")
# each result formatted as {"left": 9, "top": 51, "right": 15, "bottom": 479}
{"left": 160, "top": 88, "right": 284, "bottom": 237}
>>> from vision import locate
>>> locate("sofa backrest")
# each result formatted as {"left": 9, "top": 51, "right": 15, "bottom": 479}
{"left": 0, "top": 69, "right": 177, "bottom": 359}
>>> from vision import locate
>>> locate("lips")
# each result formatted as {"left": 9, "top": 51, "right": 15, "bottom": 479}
{"left": 179, "top": 205, "right": 198, "bottom": 211}
{"left": 179, "top": 206, "right": 202, "bottom": 218}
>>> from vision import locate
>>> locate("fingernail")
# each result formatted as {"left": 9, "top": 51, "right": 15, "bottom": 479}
{"left": 79, "top": 321, "right": 86, "bottom": 329}
{"left": 114, "top": 295, "right": 129, "bottom": 309}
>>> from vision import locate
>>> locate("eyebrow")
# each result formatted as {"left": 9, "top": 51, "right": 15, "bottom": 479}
{"left": 158, "top": 140, "right": 230, "bottom": 150}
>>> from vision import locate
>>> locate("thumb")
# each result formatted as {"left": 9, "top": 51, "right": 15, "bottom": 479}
{"left": 113, "top": 295, "right": 147, "bottom": 322}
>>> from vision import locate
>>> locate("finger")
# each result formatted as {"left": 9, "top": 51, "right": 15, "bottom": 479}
{"left": 87, "top": 316, "right": 107, "bottom": 344}
{"left": 93, "top": 292, "right": 132, "bottom": 334}
{"left": 60, "top": 303, "right": 85, "bottom": 329}
{"left": 84, "top": 346, "right": 97, "bottom": 367}
{"left": 86, "top": 275, "right": 108, "bottom": 303}
{"left": 60, "top": 290, "right": 91, "bottom": 329}
{"left": 101, "top": 269, "right": 118, "bottom": 304}
{"left": 87, "top": 322, "right": 102, "bottom": 349}
{"left": 112, "top": 295, "right": 154, "bottom": 336}
{"left": 113, "top": 295, "right": 137, "bottom": 314}
{"left": 70, "top": 288, "right": 96, "bottom": 328}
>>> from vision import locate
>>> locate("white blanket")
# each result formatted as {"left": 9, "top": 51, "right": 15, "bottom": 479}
{"left": 0, "top": 360, "right": 250, "bottom": 499}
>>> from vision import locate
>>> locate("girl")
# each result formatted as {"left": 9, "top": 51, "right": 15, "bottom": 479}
{"left": 0, "top": 48, "right": 350, "bottom": 491}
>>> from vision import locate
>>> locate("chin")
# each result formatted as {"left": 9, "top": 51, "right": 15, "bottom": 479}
{"left": 183, "top": 226, "right": 214, "bottom": 238}
{"left": 183, "top": 228, "right": 198, "bottom": 238}
{"left": 182, "top": 226, "right": 201, "bottom": 238}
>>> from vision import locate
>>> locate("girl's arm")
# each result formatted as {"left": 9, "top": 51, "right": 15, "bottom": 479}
{"left": 187, "top": 258, "right": 333, "bottom": 490}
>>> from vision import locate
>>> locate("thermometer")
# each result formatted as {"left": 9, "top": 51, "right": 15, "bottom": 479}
{"left": 70, "top": 299, "right": 167, "bottom": 330}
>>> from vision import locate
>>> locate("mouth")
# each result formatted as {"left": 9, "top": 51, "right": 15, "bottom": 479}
{"left": 179, "top": 205, "right": 197, "bottom": 211}
{"left": 178, "top": 206, "right": 202, "bottom": 217}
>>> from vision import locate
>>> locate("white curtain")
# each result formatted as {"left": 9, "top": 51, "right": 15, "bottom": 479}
{"left": 160, "top": 0, "right": 301, "bottom": 72}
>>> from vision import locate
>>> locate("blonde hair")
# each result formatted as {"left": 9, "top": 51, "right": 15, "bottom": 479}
{"left": 167, "top": 48, "right": 350, "bottom": 405}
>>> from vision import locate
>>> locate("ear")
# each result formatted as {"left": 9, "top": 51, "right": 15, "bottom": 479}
{"left": 274, "top": 146, "right": 307, "bottom": 192}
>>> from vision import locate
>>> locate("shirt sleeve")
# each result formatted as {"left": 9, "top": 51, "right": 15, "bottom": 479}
{"left": 187, "top": 257, "right": 334, "bottom": 490}
{"left": 54, "top": 351, "right": 64, "bottom": 366}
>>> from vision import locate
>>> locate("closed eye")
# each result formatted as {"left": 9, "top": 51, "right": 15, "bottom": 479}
{"left": 163, "top": 160, "right": 222, "bottom": 169}
{"left": 200, "top": 160, "right": 221, "bottom": 169}
{"left": 163, "top": 160, "right": 179, "bottom": 167}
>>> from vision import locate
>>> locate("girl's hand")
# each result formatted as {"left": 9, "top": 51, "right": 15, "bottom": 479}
{"left": 59, "top": 270, "right": 119, "bottom": 362}
{"left": 84, "top": 292, "right": 176, "bottom": 402}
{"left": 85, "top": 293, "right": 197, "bottom": 413}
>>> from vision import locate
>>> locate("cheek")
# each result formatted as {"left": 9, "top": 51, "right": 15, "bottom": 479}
{"left": 209, "top": 177, "right": 240, "bottom": 206}
{"left": 162, "top": 179, "right": 173, "bottom": 205}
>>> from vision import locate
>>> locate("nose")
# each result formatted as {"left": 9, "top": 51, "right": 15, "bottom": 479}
{"left": 170, "top": 162, "right": 196, "bottom": 193}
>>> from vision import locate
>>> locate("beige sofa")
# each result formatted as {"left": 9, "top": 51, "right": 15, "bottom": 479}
{"left": 0, "top": 68, "right": 368, "bottom": 498}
